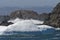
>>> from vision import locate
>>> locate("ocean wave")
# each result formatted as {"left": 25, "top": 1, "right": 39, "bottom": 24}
{"left": 0, "top": 18, "right": 59, "bottom": 35}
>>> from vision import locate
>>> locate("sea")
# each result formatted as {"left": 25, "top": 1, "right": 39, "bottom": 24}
{"left": 0, "top": 30, "right": 60, "bottom": 40}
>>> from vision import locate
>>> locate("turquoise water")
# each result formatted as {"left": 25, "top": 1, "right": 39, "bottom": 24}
{"left": 0, "top": 30, "right": 60, "bottom": 40}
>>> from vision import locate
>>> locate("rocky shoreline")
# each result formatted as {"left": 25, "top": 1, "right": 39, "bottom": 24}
{"left": 44, "top": 3, "right": 60, "bottom": 28}
{"left": 0, "top": 3, "right": 60, "bottom": 28}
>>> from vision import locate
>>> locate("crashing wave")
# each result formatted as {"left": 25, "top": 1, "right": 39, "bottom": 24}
{"left": 0, "top": 18, "right": 59, "bottom": 35}
{"left": 55, "top": 28, "right": 60, "bottom": 30}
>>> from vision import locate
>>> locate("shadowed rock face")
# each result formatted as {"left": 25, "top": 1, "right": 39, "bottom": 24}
{"left": 39, "top": 13, "right": 49, "bottom": 21}
{"left": 10, "top": 10, "right": 39, "bottom": 20}
{"left": 44, "top": 3, "right": 60, "bottom": 28}
{"left": 0, "top": 21, "right": 13, "bottom": 26}
{"left": 0, "top": 16, "right": 13, "bottom": 26}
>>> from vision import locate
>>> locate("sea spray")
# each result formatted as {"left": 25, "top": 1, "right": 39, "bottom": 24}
{"left": 0, "top": 18, "right": 56, "bottom": 35}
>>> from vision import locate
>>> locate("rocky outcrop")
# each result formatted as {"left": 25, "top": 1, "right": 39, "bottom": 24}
{"left": 10, "top": 10, "right": 39, "bottom": 20}
{"left": 0, "top": 10, "right": 48, "bottom": 26}
{"left": 0, "top": 20, "right": 13, "bottom": 26}
{"left": 44, "top": 3, "right": 60, "bottom": 28}
{"left": 0, "top": 16, "right": 13, "bottom": 26}
{"left": 39, "top": 13, "right": 49, "bottom": 21}
{"left": 10, "top": 10, "right": 49, "bottom": 21}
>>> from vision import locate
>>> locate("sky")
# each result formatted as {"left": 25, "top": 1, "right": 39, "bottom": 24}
{"left": 0, "top": 0, "right": 60, "bottom": 7}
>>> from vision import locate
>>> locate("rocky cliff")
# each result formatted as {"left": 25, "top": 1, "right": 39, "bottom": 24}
{"left": 44, "top": 3, "right": 60, "bottom": 28}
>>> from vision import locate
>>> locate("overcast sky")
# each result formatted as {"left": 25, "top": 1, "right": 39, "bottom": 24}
{"left": 0, "top": 0, "right": 60, "bottom": 7}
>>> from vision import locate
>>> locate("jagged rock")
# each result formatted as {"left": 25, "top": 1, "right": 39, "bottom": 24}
{"left": 10, "top": 10, "right": 39, "bottom": 20}
{"left": 0, "top": 20, "right": 13, "bottom": 26}
{"left": 0, "top": 16, "right": 13, "bottom": 26}
{"left": 44, "top": 3, "right": 60, "bottom": 28}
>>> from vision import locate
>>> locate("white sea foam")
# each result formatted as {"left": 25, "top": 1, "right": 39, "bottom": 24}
{"left": 0, "top": 18, "right": 58, "bottom": 35}
{"left": 7, "top": 20, "right": 39, "bottom": 31}
{"left": 0, "top": 26, "right": 7, "bottom": 34}
{"left": 37, "top": 25, "right": 54, "bottom": 31}
{"left": 30, "top": 19, "right": 44, "bottom": 24}
{"left": 55, "top": 28, "right": 60, "bottom": 30}
{"left": 6, "top": 18, "right": 53, "bottom": 31}
{"left": 8, "top": 18, "right": 23, "bottom": 23}
{"left": 8, "top": 18, "right": 44, "bottom": 24}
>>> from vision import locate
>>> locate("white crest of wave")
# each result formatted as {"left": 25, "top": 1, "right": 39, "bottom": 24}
{"left": 7, "top": 18, "right": 44, "bottom": 31}
{"left": 0, "top": 18, "right": 55, "bottom": 35}
{"left": 8, "top": 18, "right": 44, "bottom": 24}
{"left": 8, "top": 18, "right": 23, "bottom": 23}
{"left": 55, "top": 28, "right": 60, "bottom": 30}
{"left": 0, "top": 26, "right": 7, "bottom": 34}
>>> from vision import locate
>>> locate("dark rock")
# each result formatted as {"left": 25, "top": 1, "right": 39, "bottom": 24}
{"left": 0, "top": 15, "right": 13, "bottom": 26}
{"left": 10, "top": 10, "right": 39, "bottom": 20}
{"left": 0, "top": 20, "right": 13, "bottom": 26}
{"left": 44, "top": 3, "right": 60, "bottom": 28}
{"left": 39, "top": 13, "right": 49, "bottom": 21}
